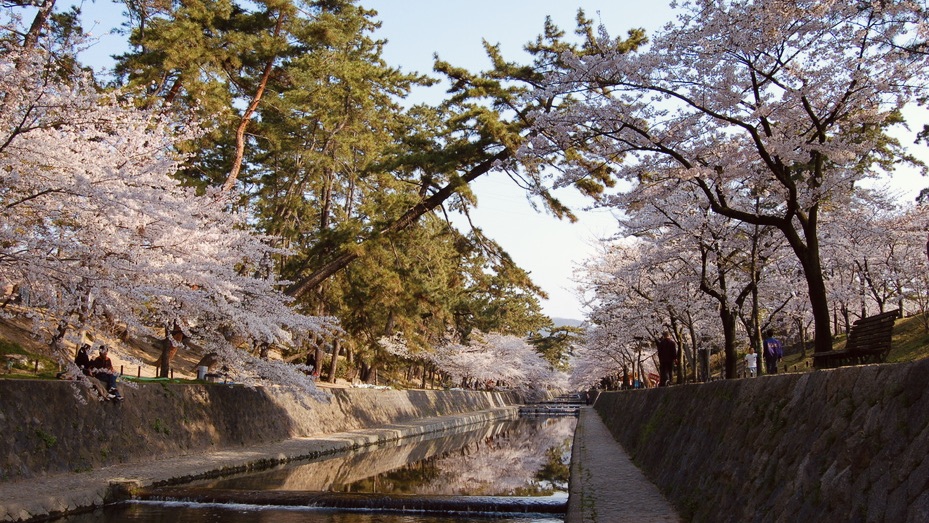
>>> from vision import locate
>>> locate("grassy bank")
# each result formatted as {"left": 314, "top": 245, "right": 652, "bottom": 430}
{"left": 779, "top": 312, "right": 929, "bottom": 372}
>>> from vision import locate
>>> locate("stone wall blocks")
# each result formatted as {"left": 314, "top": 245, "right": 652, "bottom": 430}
{"left": 0, "top": 383, "right": 519, "bottom": 482}
{"left": 883, "top": 481, "right": 911, "bottom": 522}
{"left": 593, "top": 358, "right": 929, "bottom": 521}
{"left": 906, "top": 488, "right": 929, "bottom": 523}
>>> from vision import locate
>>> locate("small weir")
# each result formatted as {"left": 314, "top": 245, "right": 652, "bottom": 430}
{"left": 518, "top": 393, "right": 584, "bottom": 417}
{"left": 53, "top": 405, "right": 580, "bottom": 523}
{"left": 135, "top": 487, "right": 567, "bottom": 515}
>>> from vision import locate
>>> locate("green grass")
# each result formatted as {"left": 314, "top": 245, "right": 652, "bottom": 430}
{"left": 781, "top": 312, "right": 929, "bottom": 372}
{"left": 34, "top": 428, "right": 57, "bottom": 449}
{"left": 1, "top": 338, "right": 61, "bottom": 378}
{"left": 886, "top": 313, "right": 929, "bottom": 363}
{"left": 0, "top": 338, "right": 32, "bottom": 359}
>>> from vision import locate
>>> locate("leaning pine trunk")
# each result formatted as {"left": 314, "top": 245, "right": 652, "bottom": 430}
{"left": 327, "top": 339, "right": 340, "bottom": 383}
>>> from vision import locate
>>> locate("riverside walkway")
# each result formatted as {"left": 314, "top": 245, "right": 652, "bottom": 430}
{"left": 567, "top": 406, "right": 680, "bottom": 522}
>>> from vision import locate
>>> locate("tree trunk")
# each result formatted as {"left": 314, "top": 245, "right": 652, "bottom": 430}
{"left": 157, "top": 322, "right": 185, "bottom": 378}
{"left": 782, "top": 215, "right": 834, "bottom": 354}
{"left": 748, "top": 225, "right": 763, "bottom": 366}
{"left": 221, "top": 11, "right": 285, "bottom": 193}
{"left": 314, "top": 346, "right": 324, "bottom": 376}
{"left": 327, "top": 339, "right": 340, "bottom": 383}
{"left": 686, "top": 317, "right": 698, "bottom": 383}
{"left": 807, "top": 267, "right": 833, "bottom": 354}
{"left": 359, "top": 361, "right": 371, "bottom": 383}
{"left": 285, "top": 150, "right": 509, "bottom": 298}
{"left": 796, "top": 318, "right": 806, "bottom": 359}
{"left": 158, "top": 340, "right": 177, "bottom": 378}
{"left": 23, "top": 0, "right": 55, "bottom": 51}
{"left": 721, "top": 307, "right": 738, "bottom": 379}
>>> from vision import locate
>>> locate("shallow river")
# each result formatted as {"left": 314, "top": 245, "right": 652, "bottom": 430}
{"left": 52, "top": 415, "right": 576, "bottom": 523}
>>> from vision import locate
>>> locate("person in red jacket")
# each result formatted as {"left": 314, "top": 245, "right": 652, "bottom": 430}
{"left": 88, "top": 345, "right": 122, "bottom": 400}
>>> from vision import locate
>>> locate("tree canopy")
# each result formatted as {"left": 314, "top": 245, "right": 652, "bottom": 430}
{"left": 524, "top": 0, "right": 929, "bottom": 361}
{"left": 2, "top": 0, "right": 927, "bottom": 393}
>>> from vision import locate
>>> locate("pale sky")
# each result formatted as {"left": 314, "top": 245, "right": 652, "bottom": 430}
{"left": 361, "top": 1, "right": 679, "bottom": 320}
{"left": 72, "top": 0, "right": 929, "bottom": 320}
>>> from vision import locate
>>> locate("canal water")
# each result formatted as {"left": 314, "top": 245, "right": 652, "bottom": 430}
{"left": 52, "top": 415, "right": 576, "bottom": 523}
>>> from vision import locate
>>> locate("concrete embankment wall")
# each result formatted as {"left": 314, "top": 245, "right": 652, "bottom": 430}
{"left": 0, "top": 380, "right": 520, "bottom": 482}
{"left": 594, "top": 359, "right": 929, "bottom": 523}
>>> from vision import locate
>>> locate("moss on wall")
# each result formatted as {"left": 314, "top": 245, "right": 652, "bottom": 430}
{"left": 594, "top": 359, "right": 929, "bottom": 522}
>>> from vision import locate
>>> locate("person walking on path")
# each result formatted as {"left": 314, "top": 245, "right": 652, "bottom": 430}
{"left": 744, "top": 350, "right": 758, "bottom": 377}
{"left": 656, "top": 331, "right": 678, "bottom": 387}
{"left": 763, "top": 330, "right": 783, "bottom": 375}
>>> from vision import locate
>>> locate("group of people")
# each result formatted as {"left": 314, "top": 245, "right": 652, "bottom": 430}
{"left": 743, "top": 330, "right": 784, "bottom": 377}
{"left": 656, "top": 329, "right": 784, "bottom": 386}
{"left": 73, "top": 343, "right": 123, "bottom": 401}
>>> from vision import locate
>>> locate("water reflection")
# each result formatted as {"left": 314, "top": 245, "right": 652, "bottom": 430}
{"left": 64, "top": 502, "right": 564, "bottom": 523}
{"left": 189, "top": 417, "right": 575, "bottom": 498}
{"left": 53, "top": 416, "right": 575, "bottom": 523}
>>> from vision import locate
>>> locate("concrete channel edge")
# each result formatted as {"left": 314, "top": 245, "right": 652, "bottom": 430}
{"left": 0, "top": 406, "right": 519, "bottom": 522}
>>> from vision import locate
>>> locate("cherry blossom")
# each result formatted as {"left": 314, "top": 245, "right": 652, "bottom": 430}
{"left": 0, "top": 48, "right": 335, "bottom": 397}
{"left": 525, "top": 0, "right": 929, "bottom": 354}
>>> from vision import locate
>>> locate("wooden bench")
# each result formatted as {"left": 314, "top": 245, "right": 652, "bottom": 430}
{"left": 813, "top": 309, "right": 900, "bottom": 369}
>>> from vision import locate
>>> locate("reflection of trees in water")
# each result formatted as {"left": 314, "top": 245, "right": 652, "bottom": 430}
{"left": 193, "top": 419, "right": 516, "bottom": 491}
{"left": 535, "top": 441, "right": 571, "bottom": 490}
{"left": 348, "top": 417, "right": 576, "bottom": 497}
{"left": 192, "top": 417, "right": 575, "bottom": 497}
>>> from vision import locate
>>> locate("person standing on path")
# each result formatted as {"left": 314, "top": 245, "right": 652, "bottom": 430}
{"left": 744, "top": 349, "right": 758, "bottom": 377}
{"left": 763, "top": 330, "right": 783, "bottom": 375}
{"left": 656, "top": 331, "right": 678, "bottom": 387}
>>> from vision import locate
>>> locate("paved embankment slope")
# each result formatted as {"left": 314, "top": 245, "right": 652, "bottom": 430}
{"left": 0, "top": 381, "right": 520, "bottom": 481}
{"left": 0, "top": 381, "right": 521, "bottom": 521}
{"left": 0, "top": 405, "right": 517, "bottom": 522}
{"left": 594, "top": 359, "right": 929, "bottom": 522}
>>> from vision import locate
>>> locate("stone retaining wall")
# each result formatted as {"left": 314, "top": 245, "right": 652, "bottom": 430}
{"left": 0, "top": 380, "right": 520, "bottom": 482}
{"left": 594, "top": 359, "right": 929, "bottom": 522}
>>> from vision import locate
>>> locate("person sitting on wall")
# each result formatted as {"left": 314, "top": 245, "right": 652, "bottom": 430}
{"left": 75, "top": 343, "right": 92, "bottom": 376}
{"left": 57, "top": 343, "right": 94, "bottom": 380}
{"left": 88, "top": 345, "right": 123, "bottom": 401}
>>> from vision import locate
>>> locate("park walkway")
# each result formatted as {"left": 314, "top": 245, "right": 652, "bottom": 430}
{"left": 567, "top": 406, "right": 680, "bottom": 522}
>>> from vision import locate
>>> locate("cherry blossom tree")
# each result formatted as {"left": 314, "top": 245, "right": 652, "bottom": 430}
{"left": 384, "top": 330, "right": 566, "bottom": 396}
{"left": 575, "top": 237, "right": 722, "bottom": 386}
{"left": 609, "top": 176, "right": 791, "bottom": 378}
{"left": 0, "top": 46, "right": 334, "bottom": 397}
{"left": 894, "top": 210, "right": 929, "bottom": 330}
{"left": 833, "top": 196, "right": 929, "bottom": 319}
{"left": 525, "top": 0, "right": 929, "bottom": 355}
